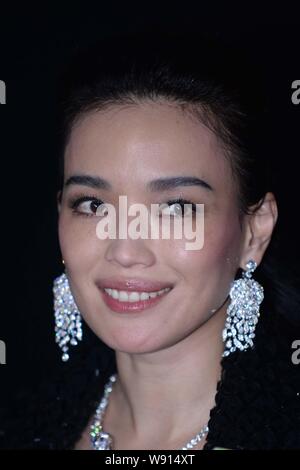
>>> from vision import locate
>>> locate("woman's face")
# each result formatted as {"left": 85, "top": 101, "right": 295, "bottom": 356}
{"left": 58, "top": 101, "right": 246, "bottom": 354}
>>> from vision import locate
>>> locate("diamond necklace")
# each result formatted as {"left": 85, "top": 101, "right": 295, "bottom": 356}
{"left": 90, "top": 373, "right": 209, "bottom": 450}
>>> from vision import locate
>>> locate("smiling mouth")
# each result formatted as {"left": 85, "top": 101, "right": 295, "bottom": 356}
{"left": 99, "top": 286, "right": 173, "bottom": 313}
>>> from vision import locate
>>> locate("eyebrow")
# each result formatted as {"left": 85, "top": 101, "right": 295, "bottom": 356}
{"left": 64, "top": 175, "right": 214, "bottom": 192}
{"left": 148, "top": 176, "right": 213, "bottom": 192}
{"left": 65, "top": 175, "right": 112, "bottom": 191}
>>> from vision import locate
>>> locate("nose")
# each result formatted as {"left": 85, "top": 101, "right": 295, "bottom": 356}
{"left": 104, "top": 237, "right": 156, "bottom": 269}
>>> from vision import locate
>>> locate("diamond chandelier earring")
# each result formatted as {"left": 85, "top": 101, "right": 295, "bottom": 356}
{"left": 53, "top": 260, "right": 83, "bottom": 362}
{"left": 222, "top": 259, "right": 264, "bottom": 357}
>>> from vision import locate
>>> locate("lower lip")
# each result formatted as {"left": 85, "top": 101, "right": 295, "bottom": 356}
{"left": 99, "top": 288, "right": 172, "bottom": 313}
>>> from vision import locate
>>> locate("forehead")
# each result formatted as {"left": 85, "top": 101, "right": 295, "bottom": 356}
{"left": 64, "top": 102, "right": 234, "bottom": 194}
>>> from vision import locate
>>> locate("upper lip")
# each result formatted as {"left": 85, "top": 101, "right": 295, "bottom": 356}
{"left": 96, "top": 277, "right": 174, "bottom": 292}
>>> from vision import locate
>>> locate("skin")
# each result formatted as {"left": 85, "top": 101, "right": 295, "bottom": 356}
{"left": 57, "top": 100, "right": 278, "bottom": 450}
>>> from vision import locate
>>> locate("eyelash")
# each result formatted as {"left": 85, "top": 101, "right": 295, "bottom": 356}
{"left": 68, "top": 195, "right": 199, "bottom": 218}
{"left": 69, "top": 194, "right": 102, "bottom": 217}
{"left": 159, "top": 198, "right": 199, "bottom": 216}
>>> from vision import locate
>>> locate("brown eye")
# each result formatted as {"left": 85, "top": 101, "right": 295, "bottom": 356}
{"left": 70, "top": 196, "right": 107, "bottom": 217}
{"left": 159, "top": 200, "right": 194, "bottom": 217}
{"left": 78, "top": 200, "right": 99, "bottom": 215}
{"left": 95, "top": 203, "right": 109, "bottom": 216}
{"left": 160, "top": 203, "right": 182, "bottom": 217}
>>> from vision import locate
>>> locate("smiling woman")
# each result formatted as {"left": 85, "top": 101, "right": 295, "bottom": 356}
{"left": 0, "top": 32, "right": 299, "bottom": 450}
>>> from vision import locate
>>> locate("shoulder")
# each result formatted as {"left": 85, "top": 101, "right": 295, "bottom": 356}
{"left": 205, "top": 311, "right": 300, "bottom": 450}
{"left": 0, "top": 350, "right": 116, "bottom": 449}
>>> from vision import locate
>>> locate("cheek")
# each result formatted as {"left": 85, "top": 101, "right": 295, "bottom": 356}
{"left": 172, "top": 211, "right": 242, "bottom": 288}
{"left": 203, "top": 207, "right": 242, "bottom": 265}
{"left": 58, "top": 213, "right": 99, "bottom": 270}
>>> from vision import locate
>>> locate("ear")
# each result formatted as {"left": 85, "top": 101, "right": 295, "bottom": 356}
{"left": 57, "top": 190, "right": 62, "bottom": 214}
{"left": 239, "top": 192, "right": 278, "bottom": 269}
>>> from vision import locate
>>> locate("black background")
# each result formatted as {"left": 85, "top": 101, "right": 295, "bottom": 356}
{"left": 0, "top": 4, "right": 299, "bottom": 410}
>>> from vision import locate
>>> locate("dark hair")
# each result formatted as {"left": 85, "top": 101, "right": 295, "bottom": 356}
{"left": 58, "top": 33, "right": 270, "bottom": 216}
{"left": 57, "top": 31, "right": 300, "bottom": 326}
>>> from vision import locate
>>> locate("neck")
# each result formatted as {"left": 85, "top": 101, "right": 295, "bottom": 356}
{"left": 104, "top": 301, "right": 228, "bottom": 449}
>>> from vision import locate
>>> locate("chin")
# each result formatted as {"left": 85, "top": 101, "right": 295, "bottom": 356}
{"left": 93, "top": 326, "right": 167, "bottom": 355}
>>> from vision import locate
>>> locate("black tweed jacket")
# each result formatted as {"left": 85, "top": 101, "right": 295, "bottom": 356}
{"left": 0, "top": 308, "right": 299, "bottom": 450}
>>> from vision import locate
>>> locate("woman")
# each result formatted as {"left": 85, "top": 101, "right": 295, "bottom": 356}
{"left": 1, "top": 32, "right": 299, "bottom": 450}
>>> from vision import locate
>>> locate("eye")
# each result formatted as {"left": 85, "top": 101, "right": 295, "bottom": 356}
{"left": 69, "top": 196, "right": 108, "bottom": 217}
{"left": 159, "top": 199, "right": 196, "bottom": 217}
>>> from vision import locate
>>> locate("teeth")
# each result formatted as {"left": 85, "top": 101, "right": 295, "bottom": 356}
{"left": 104, "top": 287, "right": 171, "bottom": 302}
